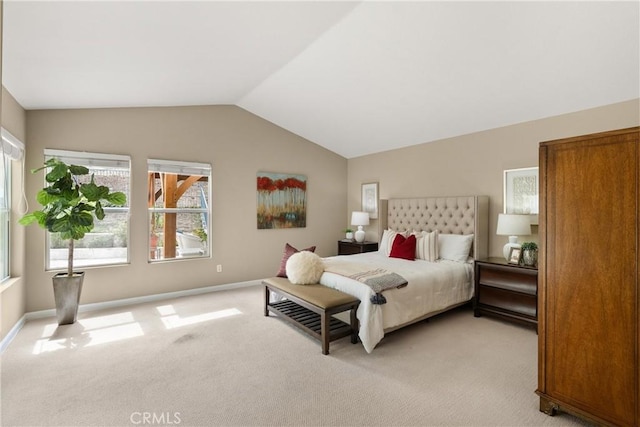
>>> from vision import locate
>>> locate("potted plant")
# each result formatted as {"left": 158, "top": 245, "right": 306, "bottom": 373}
{"left": 193, "top": 227, "right": 207, "bottom": 243}
{"left": 344, "top": 228, "right": 354, "bottom": 240}
{"left": 19, "top": 158, "right": 126, "bottom": 325}
{"left": 521, "top": 241, "right": 538, "bottom": 267}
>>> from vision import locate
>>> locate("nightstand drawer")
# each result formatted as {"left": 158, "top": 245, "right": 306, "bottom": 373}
{"left": 339, "top": 244, "right": 365, "bottom": 255}
{"left": 478, "top": 286, "right": 537, "bottom": 319}
{"left": 338, "top": 241, "right": 378, "bottom": 255}
{"left": 478, "top": 267, "right": 537, "bottom": 295}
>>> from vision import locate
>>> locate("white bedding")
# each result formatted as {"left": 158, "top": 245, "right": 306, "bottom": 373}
{"left": 320, "top": 252, "right": 474, "bottom": 353}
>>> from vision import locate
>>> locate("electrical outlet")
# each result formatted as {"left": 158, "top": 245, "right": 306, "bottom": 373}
{"left": 216, "top": 264, "right": 222, "bottom": 273}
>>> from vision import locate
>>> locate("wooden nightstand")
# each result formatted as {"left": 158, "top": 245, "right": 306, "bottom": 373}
{"left": 338, "top": 240, "right": 378, "bottom": 255}
{"left": 474, "top": 257, "right": 538, "bottom": 330}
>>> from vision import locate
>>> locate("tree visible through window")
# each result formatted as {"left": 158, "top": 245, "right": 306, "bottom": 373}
{"left": 147, "top": 160, "right": 211, "bottom": 262}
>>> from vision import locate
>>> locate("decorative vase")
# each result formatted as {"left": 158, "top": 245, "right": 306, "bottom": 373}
{"left": 345, "top": 232, "right": 353, "bottom": 240}
{"left": 52, "top": 272, "right": 84, "bottom": 325}
{"left": 523, "top": 249, "right": 537, "bottom": 267}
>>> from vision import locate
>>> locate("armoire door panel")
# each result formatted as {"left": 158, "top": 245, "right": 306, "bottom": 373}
{"left": 539, "top": 128, "right": 639, "bottom": 426}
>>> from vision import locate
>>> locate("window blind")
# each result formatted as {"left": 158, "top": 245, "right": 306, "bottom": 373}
{"left": 1, "top": 128, "right": 25, "bottom": 161}
{"left": 147, "top": 159, "right": 211, "bottom": 176}
{"left": 44, "top": 149, "right": 130, "bottom": 169}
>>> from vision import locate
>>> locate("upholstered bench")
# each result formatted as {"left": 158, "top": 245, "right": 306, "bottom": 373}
{"left": 263, "top": 277, "right": 360, "bottom": 355}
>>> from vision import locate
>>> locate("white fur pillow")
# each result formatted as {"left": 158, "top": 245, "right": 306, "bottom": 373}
{"left": 286, "top": 251, "right": 324, "bottom": 285}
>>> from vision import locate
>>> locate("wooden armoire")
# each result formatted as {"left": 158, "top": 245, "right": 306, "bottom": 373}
{"left": 537, "top": 126, "right": 640, "bottom": 426}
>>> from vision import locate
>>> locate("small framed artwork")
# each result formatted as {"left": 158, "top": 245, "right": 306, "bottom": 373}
{"left": 504, "top": 167, "right": 539, "bottom": 224}
{"left": 361, "top": 182, "right": 378, "bottom": 219}
{"left": 508, "top": 247, "right": 522, "bottom": 265}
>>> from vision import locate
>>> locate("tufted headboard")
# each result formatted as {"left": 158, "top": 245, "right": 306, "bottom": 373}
{"left": 378, "top": 196, "right": 489, "bottom": 259}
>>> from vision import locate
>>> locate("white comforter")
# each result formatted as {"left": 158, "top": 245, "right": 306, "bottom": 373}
{"left": 320, "top": 252, "right": 473, "bottom": 353}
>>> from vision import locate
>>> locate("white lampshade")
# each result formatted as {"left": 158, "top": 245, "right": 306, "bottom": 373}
{"left": 351, "top": 211, "right": 370, "bottom": 227}
{"left": 351, "top": 211, "right": 370, "bottom": 243}
{"left": 496, "top": 214, "right": 531, "bottom": 260}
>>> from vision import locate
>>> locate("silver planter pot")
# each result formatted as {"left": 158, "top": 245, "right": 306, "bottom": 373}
{"left": 52, "top": 272, "right": 84, "bottom": 325}
{"left": 522, "top": 250, "right": 538, "bottom": 267}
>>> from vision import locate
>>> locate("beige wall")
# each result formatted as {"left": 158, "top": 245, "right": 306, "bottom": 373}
{"left": 6, "top": 96, "right": 640, "bottom": 333}
{"left": 24, "top": 106, "right": 347, "bottom": 312}
{"left": 1, "top": 0, "right": 28, "bottom": 342}
{"left": 1, "top": 84, "right": 29, "bottom": 341}
{"left": 347, "top": 99, "right": 640, "bottom": 257}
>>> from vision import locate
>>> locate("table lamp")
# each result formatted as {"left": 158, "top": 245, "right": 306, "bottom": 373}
{"left": 351, "top": 211, "right": 370, "bottom": 243}
{"left": 496, "top": 214, "right": 531, "bottom": 260}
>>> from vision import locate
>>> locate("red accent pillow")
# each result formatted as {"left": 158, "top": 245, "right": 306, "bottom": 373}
{"left": 276, "top": 243, "right": 317, "bottom": 277}
{"left": 389, "top": 234, "right": 416, "bottom": 261}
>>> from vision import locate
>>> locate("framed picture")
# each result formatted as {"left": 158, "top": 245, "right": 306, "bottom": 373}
{"left": 256, "top": 172, "right": 307, "bottom": 229}
{"left": 504, "top": 167, "right": 539, "bottom": 224}
{"left": 361, "top": 182, "right": 378, "bottom": 219}
{"left": 508, "top": 247, "right": 522, "bottom": 265}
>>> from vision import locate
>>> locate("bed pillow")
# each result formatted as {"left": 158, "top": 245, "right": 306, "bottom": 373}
{"left": 379, "top": 229, "right": 408, "bottom": 256}
{"left": 276, "top": 243, "right": 317, "bottom": 277}
{"left": 413, "top": 230, "right": 439, "bottom": 262}
{"left": 438, "top": 233, "right": 474, "bottom": 262}
{"left": 389, "top": 234, "right": 416, "bottom": 261}
{"left": 286, "top": 251, "right": 324, "bottom": 285}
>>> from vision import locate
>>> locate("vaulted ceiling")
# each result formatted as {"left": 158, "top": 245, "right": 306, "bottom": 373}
{"left": 3, "top": 1, "right": 638, "bottom": 158}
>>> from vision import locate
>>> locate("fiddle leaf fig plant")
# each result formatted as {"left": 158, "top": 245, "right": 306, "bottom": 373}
{"left": 19, "top": 158, "right": 127, "bottom": 277}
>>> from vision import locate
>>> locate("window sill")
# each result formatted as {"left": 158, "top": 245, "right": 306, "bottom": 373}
{"left": 0, "top": 277, "right": 22, "bottom": 294}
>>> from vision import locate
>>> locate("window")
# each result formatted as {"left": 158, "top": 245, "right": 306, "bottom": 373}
{"left": 147, "top": 159, "right": 211, "bottom": 262}
{"left": 44, "top": 149, "right": 131, "bottom": 270}
{"left": 0, "top": 129, "right": 25, "bottom": 283}
{"left": 0, "top": 147, "right": 11, "bottom": 282}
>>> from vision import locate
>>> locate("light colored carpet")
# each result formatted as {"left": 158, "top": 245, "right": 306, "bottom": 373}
{"left": 1, "top": 284, "right": 590, "bottom": 427}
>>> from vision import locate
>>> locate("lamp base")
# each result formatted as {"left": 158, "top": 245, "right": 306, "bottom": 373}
{"left": 355, "top": 226, "right": 365, "bottom": 243}
{"left": 503, "top": 236, "right": 520, "bottom": 260}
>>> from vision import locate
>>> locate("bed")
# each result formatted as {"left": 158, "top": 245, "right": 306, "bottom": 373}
{"left": 320, "top": 196, "right": 489, "bottom": 353}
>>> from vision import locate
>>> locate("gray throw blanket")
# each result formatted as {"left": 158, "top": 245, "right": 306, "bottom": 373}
{"left": 323, "top": 260, "right": 408, "bottom": 305}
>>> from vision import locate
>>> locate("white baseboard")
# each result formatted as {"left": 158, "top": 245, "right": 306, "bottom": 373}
{"left": 1, "top": 279, "right": 262, "bottom": 352}
{"left": 0, "top": 315, "right": 26, "bottom": 354}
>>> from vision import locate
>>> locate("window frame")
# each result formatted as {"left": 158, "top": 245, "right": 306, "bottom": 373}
{"left": 0, "top": 151, "right": 10, "bottom": 283}
{"left": 147, "top": 159, "right": 211, "bottom": 263}
{"left": 44, "top": 149, "right": 131, "bottom": 271}
{"left": 0, "top": 128, "right": 25, "bottom": 283}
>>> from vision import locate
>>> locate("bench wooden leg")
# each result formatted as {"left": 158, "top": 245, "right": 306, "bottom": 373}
{"left": 321, "top": 312, "right": 329, "bottom": 355}
{"left": 350, "top": 305, "right": 359, "bottom": 344}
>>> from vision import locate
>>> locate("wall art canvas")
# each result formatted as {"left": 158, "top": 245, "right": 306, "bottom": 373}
{"left": 361, "top": 182, "right": 379, "bottom": 219}
{"left": 504, "top": 167, "right": 539, "bottom": 224}
{"left": 257, "top": 172, "right": 307, "bottom": 229}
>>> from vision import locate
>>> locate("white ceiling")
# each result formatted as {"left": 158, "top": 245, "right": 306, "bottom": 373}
{"left": 3, "top": 1, "right": 639, "bottom": 159}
